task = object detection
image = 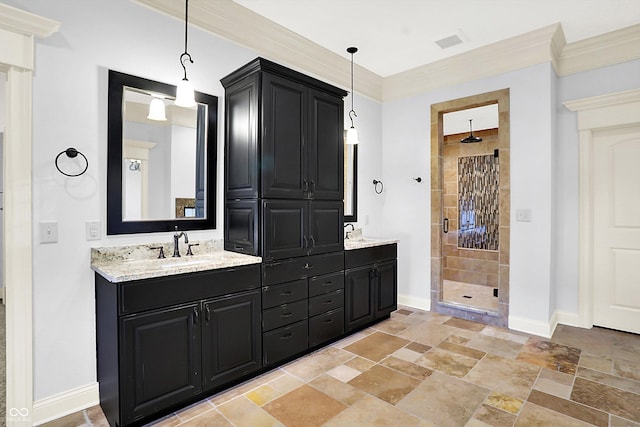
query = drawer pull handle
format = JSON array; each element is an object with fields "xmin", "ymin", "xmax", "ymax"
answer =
[
  {"xmin": 323, "ymin": 319, "xmax": 334, "ymax": 324},
  {"xmin": 281, "ymin": 312, "xmax": 293, "ymax": 318},
  {"xmin": 193, "ymin": 307, "xmax": 199, "ymax": 325},
  {"xmin": 205, "ymin": 305, "xmax": 211, "ymax": 322},
  {"xmin": 321, "ymin": 282, "xmax": 333, "ymax": 286},
  {"xmin": 280, "ymin": 333, "xmax": 293, "ymax": 340},
  {"xmin": 323, "ymin": 300, "xmax": 333, "ymax": 304},
  {"xmin": 280, "ymin": 291, "xmax": 293, "ymax": 296},
  {"xmin": 233, "ymin": 245, "xmax": 245, "ymax": 251},
  {"xmin": 304, "ymin": 263, "xmax": 313, "ymax": 269}
]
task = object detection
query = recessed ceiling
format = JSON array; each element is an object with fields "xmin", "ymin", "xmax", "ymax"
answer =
[{"xmin": 232, "ymin": 0, "xmax": 640, "ymax": 77}]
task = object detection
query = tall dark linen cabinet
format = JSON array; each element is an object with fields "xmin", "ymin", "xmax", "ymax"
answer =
[
  {"xmin": 222, "ymin": 58, "xmax": 349, "ymax": 367},
  {"xmin": 222, "ymin": 58, "xmax": 347, "ymax": 260}
]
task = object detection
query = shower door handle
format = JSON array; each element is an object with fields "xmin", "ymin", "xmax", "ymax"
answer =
[{"xmin": 443, "ymin": 218, "xmax": 449, "ymax": 234}]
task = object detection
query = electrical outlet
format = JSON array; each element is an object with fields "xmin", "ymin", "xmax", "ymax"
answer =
[
  {"xmin": 86, "ymin": 221, "xmax": 101, "ymax": 240},
  {"xmin": 40, "ymin": 221, "xmax": 58, "ymax": 243}
]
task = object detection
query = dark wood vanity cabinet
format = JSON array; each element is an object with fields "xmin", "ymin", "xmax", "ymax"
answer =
[
  {"xmin": 95, "ymin": 265, "xmax": 262, "ymax": 426},
  {"xmin": 222, "ymin": 58, "xmax": 346, "ymax": 259},
  {"xmin": 345, "ymin": 244, "xmax": 398, "ymax": 331},
  {"xmin": 261, "ymin": 252, "xmax": 345, "ymax": 366}
]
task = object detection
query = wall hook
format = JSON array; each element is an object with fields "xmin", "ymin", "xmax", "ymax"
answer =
[
  {"xmin": 414, "ymin": 177, "xmax": 422, "ymax": 183},
  {"xmin": 372, "ymin": 179, "xmax": 384, "ymax": 194},
  {"xmin": 55, "ymin": 147, "xmax": 88, "ymax": 177}
]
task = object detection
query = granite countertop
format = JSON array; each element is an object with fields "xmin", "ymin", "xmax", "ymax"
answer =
[
  {"xmin": 91, "ymin": 240, "xmax": 262, "ymax": 283},
  {"xmin": 343, "ymin": 237, "xmax": 399, "ymax": 251}
]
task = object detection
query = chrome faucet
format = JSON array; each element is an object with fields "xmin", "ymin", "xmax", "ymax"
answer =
[
  {"xmin": 173, "ymin": 226, "xmax": 189, "ymax": 257},
  {"xmin": 344, "ymin": 223, "xmax": 355, "ymax": 239}
]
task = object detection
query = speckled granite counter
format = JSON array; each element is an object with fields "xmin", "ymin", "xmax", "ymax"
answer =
[
  {"xmin": 343, "ymin": 237, "xmax": 399, "ymax": 250},
  {"xmin": 91, "ymin": 240, "xmax": 262, "ymax": 283}
]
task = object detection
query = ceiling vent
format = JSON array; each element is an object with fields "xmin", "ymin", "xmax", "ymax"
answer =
[{"xmin": 435, "ymin": 33, "xmax": 464, "ymax": 49}]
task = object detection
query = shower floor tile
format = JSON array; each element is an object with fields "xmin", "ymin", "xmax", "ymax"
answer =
[{"xmin": 442, "ymin": 279, "xmax": 498, "ymax": 312}]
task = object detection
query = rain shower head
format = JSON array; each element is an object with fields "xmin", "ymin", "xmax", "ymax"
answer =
[{"xmin": 461, "ymin": 119, "xmax": 483, "ymax": 143}]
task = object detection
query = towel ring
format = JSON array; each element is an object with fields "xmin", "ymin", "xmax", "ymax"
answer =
[
  {"xmin": 55, "ymin": 148, "xmax": 88, "ymax": 177},
  {"xmin": 372, "ymin": 179, "xmax": 384, "ymax": 194}
]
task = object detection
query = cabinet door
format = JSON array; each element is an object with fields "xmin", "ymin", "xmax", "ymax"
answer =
[
  {"xmin": 262, "ymin": 200, "xmax": 307, "ymax": 260},
  {"xmin": 345, "ymin": 266, "xmax": 375, "ymax": 331},
  {"xmin": 225, "ymin": 75, "xmax": 259, "ymax": 199},
  {"xmin": 224, "ymin": 199, "xmax": 258, "ymax": 255},
  {"xmin": 375, "ymin": 260, "xmax": 398, "ymax": 319},
  {"xmin": 307, "ymin": 89, "xmax": 344, "ymax": 200},
  {"xmin": 120, "ymin": 304, "xmax": 201, "ymax": 425},
  {"xmin": 202, "ymin": 290, "xmax": 262, "ymax": 391},
  {"xmin": 262, "ymin": 74, "xmax": 306, "ymax": 199},
  {"xmin": 308, "ymin": 201, "xmax": 343, "ymax": 256}
]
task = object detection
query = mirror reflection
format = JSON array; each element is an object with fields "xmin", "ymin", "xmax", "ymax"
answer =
[
  {"xmin": 107, "ymin": 70, "xmax": 217, "ymax": 235},
  {"xmin": 122, "ymin": 88, "xmax": 205, "ymax": 220},
  {"xmin": 344, "ymin": 144, "xmax": 358, "ymax": 222}
]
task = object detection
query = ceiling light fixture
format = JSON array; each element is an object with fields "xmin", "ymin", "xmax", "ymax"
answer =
[
  {"xmin": 147, "ymin": 98, "xmax": 167, "ymax": 121},
  {"xmin": 461, "ymin": 119, "xmax": 483, "ymax": 143},
  {"xmin": 175, "ymin": 0, "xmax": 196, "ymax": 108},
  {"xmin": 345, "ymin": 46, "xmax": 360, "ymax": 145}
]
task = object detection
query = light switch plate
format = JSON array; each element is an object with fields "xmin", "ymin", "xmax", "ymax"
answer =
[
  {"xmin": 515, "ymin": 209, "xmax": 532, "ymax": 222},
  {"xmin": 86, "ymin": 221, "xmax": 101, "ymax": 240},
  {"xmin": 40, "ymin": 221, "xmax": 58, "ymax": 243}
]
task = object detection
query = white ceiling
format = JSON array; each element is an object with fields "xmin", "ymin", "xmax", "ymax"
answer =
[{"xmin": 232, "ymin": 0, "xmax": 640, "ymax": 77}]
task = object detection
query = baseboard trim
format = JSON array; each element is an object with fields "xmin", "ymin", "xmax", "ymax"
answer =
[
  {"xmin": 32, "ymin": 382, "xmax": 99, "ymax": 426},
  {"xmin": 554, "ymin": 310, "xmax": 584, "ymax": 328},
  {"xmin": 398, "ymin": 294, "xmax": 430, "ymax": 312},
  {"xmin": 508, "ymin": 315, "xmax": 556, "ymax": 338}
]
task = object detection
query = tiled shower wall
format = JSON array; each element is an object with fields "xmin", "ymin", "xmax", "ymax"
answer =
[{"xmin": 443, "ymin": 129, "xmax": 499, "ymax": 288}]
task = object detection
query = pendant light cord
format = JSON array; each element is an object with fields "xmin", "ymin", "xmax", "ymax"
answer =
[
  {"xmin": 180, "ymin": 0, "xmax": 193, "ymax": 80},
  {"xmin": 347, "ymin": 47, "xmax": 358, "ymax": 126}
]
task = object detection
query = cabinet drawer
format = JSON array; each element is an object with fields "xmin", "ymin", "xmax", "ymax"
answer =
[
  {"xmin": 308, "ymin": 272, "xmax": 344, "ymax": 297},
  {"xmin": 309, "ymin": 308, "xmax": 344, "ymax": 348},
  {"xmin": 262, "ymin": 299, "xmax": 308, "ymax": 331},
  {"xmin": 262, "ymin": 279, "xmax": 308, "ymax": 309},
  {"xmin": 344, "ymin": 244, "xmax": 397, "ymax": 269},
  {"xmin": 119, "ymin": 265, "xmax": 261, "ymax": 315},
  {"xmin": 308, "ymin": 289, "xmax": 344, "ymax": 317},
  {"xmin": 263, "ymin": 320, "xmax": 308, "ymax": 366},
  {"xmin": 262, "ymin": 252, "xmax": 344, "ymax": 286}
]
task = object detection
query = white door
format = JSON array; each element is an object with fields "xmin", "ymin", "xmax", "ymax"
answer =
[{"xmin": 592, "ymin": 125, "xmax": 640, "ymax": 334}]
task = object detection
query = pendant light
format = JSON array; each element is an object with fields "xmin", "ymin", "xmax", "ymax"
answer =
[
  {"xmin": 461, "ymin": 119, "xmax": 483, "ymax": 143},
  {"xmin": 175, "ymin": 0, "xmax": 196, "ymax": 108},
  {"xmin": 345, "ymin": 46, "xmax": 360, "ymax": 145},
  {"xmin": 147, "ymin": 98, "xmax": 167, "ymax": 121}
]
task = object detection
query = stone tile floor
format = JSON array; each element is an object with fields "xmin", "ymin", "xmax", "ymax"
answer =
[{"xmin": 43, "ymin": 306, "xmax": 640, "ymax": 427}]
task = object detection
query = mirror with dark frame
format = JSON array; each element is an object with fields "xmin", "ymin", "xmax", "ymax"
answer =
[
  {"xmin": 344, "ymin": 144, "xmax": 358, "ymax": 222},
  {"xmin": 107, "ymin": 70, "xmax": 218, "ymax": 235}
]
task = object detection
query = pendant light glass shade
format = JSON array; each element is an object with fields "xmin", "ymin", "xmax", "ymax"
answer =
[
  {"xmin": 346, "ymin": 125, "xmax": 359, "ymax": 145},
  {"xmin": 147, "ymin": 98, "xmax": 167, "ymax": 121},
  {"xmin": 345, "ymin": 46, "xmax": 360, "ymax": 145},
  {"xmin": 175, "ymin": 78, "xmax": 196, "ymax": 108}
]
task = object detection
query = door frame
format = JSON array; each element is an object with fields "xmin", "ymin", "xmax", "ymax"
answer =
[
  {"xmin": 0, "ymin": 5, "xmax": 59, "ymax": 425},
  {"xmin": 565, "ymin": 88, "xmax": 640, "ymax": 329},
  {"xmin": 430, "ymin": 88, "xmax": 511, "ymax": 328}
]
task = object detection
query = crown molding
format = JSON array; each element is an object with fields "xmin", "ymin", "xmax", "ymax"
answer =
[
  {"xmin": 134, "ymin": 0, "xmax": 639, "ymax": 103},
  {"xmin": 558, "ymin": 24, "xmax": 640, "ymax": 76},
  {"xmin": 0, "ymin": 3, "xmax": 59, "ymax": 38},
  {"xmin": 383, "ymin": 24, "xmax": 562, "ymax": 102},
  {"xmin": 134, "ymin": 0, "xmax": 383, "ymax": 101}
]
